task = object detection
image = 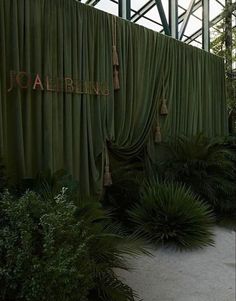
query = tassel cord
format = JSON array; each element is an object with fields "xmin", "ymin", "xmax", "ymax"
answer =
[
  {"xmin": 104, "ymin": 143, "xmax": 112, "ymax": 186},
  {"xmin": 160, "ymin": 76, "xmax": 168, "ymax": 115},
  {"xmin": 111, "ymin": 15, "xmax": 120, "ymax": 90}
]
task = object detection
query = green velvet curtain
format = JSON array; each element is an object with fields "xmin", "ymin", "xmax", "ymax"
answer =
[{"xmin": 0, "ymin": 0, "xmax": 228, "ymax": 195}]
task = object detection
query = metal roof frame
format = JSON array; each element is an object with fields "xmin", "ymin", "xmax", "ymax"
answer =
[{"xmin": 84, "ymin": 0, "xmax": 236, "ymax": 52}]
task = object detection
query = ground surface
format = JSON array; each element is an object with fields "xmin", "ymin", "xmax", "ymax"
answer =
[{"xmin": 119, "ymin": 227, "xmax": 235, "ymax": 301}]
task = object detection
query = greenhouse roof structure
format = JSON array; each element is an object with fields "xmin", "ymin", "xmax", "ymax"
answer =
[{"xmin": 78, "ymin": 0, "xmax": 236, "ymax": 52}]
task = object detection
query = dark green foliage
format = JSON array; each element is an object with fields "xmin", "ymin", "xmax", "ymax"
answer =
[
  {"xmin": 14, "ymin": 169, "xmax": 79, "ymax": 199},
  {"xmin": 0, "ymin": 158, "xmax": 7, "ymax": 192},
  {"xmin": 90, "ymin": 271, "xmax": 136, "ymax": 301},
  {"xmin": 213, "ymin": 137, "xmax": 236, "ymax": 222},
  {"xmin": 103, "ymin": 161, "xmax": 144, "ymax": 228},
  {"xmin": 129, "ymin": 180, "xmax": 215, "ymax": 250},
  {"xmin": 155, "ymin": 134, "xmax": 236, "ymax": 211},
  {"xmin": 35, "ymin": 169, "xmax": 79, "ymax": 198},
  {"xmin": 0, "ymin": 189, "xmax": 145, "ymax": 301},
  {"xmin": 0, "ymin": 189, "xmax": 92, "ymax": 301}
]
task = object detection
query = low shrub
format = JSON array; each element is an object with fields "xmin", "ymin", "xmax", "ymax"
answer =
[
  {"xmin": 0, "ymin": 188, "xmax": 145, "ymax": 301},
  {"xmin": 128, "ymin": 179, "xmax": 215, "ymax": 250}
]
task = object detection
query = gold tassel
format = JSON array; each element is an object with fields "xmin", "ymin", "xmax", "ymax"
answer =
[
  {"xmin": 154, "ymin": 125, "xmax": 162, "ymax": 143},
  {"xmin": 160, "ymin": 98, "xmax": 168, "ymax": 115},
  {"xmin": 112, "ymin": 45, "xmax": 119, "ymax": 66},
  {"xmin": 113, "ymin": 66, "xmax": 120, "ymax": 90},
  {"xmin": 104, "ymin": 144, "xmax": 112, "ymax": 186},
  {"xmin": 160, "ymin": 77, "xmax": 168, "ymax": 115}
]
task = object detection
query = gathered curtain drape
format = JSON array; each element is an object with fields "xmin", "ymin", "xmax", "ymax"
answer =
[{"xmin": 0, "ymin": 0, "xmax": 227, "ymax": 194}]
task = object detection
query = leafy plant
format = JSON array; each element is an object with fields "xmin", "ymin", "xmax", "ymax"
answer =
[
  {"xmin": 213, "ymin": 136, "xmax": 236, "ymax": 223},
  {"xmin": 129, "ymin": 179, "xmax": 215, "ymax": 250},
  {"xmin": 0, "ymin": 188, "xmax": 146, "ymax": 301},
  {"xmin": 210, "ymin": 4, "xmax": 236, "ymax": 111},
  {"xmin": 155, "ymin": 134, "xmax": 236, "ymax": 210},
  {"xmin": 14, "ymin": 169, "xmax": 79, "ymax": 199}
]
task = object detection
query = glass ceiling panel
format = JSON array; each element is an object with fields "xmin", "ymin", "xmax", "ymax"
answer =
[
  {"xmin": 95, "ymin": 0, "xmax": 118, "ymax": 16},
  {"xmin": 145, "ymin": 6, "xmax": 161, "ymax": 24},
  {"xmin": 178, "ymin": 0, "xmax": 192, "ymax": 9},
  {"xmin": 184, "ymin": 15, "xmax": 202, "ymax": 36},
  {"xmin": 162, "ymin": 0, "xmax": 169, "ymax": 20},
  {"xmin": 233, "ymin": 16, "xmax": 236, "ymax": 27},
  {"xmin": 190, "ymin": 40, "xmax": 201, "ymax": 48},
  {"xmin": 196, "ymin": 35, "xmax": 203, "ymax": 43},
  {"xmin": 136, "ymin": 17, "xmax": 163, "ymax": 32},
  {"xmin": 193, "ymin": 7, "xmax": 202, "ymax": 20},
  {"xmin": 131, "ymin": 0, "xmax": 149, "ymax": 11},
  {"xmin": 179, "ymin": 21, "xmax": 183, "ymax": 28},
  {"xmin": 178, "ymin": 7, "xmax": 186, "ymax": 15},
  {"xmin": 210, "ymin": 0, "xmax": 223, "ymax": 20}
]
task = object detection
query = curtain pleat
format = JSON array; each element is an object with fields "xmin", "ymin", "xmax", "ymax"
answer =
[{"xmin": 0, "ymin": 0, "xmax": 228, "ymax": 194}]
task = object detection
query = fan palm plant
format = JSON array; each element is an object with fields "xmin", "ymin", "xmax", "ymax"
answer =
[
  {"xmin": 75, "ymin": 196, "xmax": 149, "ymax": 301},
  {"xmin": 155, "ymin": 134, "xmax": 236, "ymax": 209},
  {"xmin": 129, "ymin": 179, "xmax": 215, "ymax": 250}
]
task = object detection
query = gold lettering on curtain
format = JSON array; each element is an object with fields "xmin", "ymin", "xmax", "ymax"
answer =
[{"xmin": 7, "ymin": 71, "xmax": 110, "ymax": 96}]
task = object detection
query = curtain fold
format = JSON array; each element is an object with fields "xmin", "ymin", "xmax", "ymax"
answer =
[{"xmin": 0, "ymin": 0, "xmax": 228, "ymax": 194}]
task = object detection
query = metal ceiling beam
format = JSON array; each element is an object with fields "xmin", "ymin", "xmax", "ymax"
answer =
[
  {"xmin": 132, "ymin": 0, "xmax": 202, "ymax": 26},
  {"xmin": 118, "ymin": 0, "xmax": 131, "ymax": 20},
  {"xmin": 131, "ymin": 0, "xmax": 173, "ymax": 35},
  {"xmin": 216, "ymin": 0, "xmax": 224, "ymax": 7},
  {"xmin": 160, "ymin": 0, "xmax": 202, "ymax": 34},
  {"xmin": 85, "ymin": 0, "xmax": 100, "ymax": 6},
  {"xmin": 183, "ymin": 33, "xmax": 202, "ymax": 45},
  {"xmin": 178, "ymin": 0, "xmax": 202, "ymax": 23},
  {"xmin": 131, "ymin": 0, "xmax": 156, "ymax": 23},
  {"xmin": 110, "ymin": 0, "xmax": 163, "ymax": 27},
  {"xmin": 178, "ymin": 4, "xmax": 201, "ymax": 21},
  {"xmin": 131, "ymin": 0, "xmax": 202, "ymax": 39},
  {"xmin": 203, "ymin": 0, "xmax": 210, "ymax": 51},
  {"xmin": 155, "ymin": 0, "xmax": 170, "ymax": 35},
  {"xmin": 184, "ymin": 14, "xmax": 224, "ymax": 44},
  {"xmin": 179, "ymin": 0, "xmax": 196, "ymax": 40},
  {"xmin": 84, "ymin": 0, "xmax": 234, "ymax": 52},
  {"xmin": 169, "ymin": 0, "xmax": 178, "ymax": 38}
]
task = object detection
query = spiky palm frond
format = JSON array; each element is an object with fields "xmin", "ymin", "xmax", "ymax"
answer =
[
  {"xmin": 129, "ymin": 180, "xmax": 215, "ymax": 250},
  {"xmin": 73, "ymin": 193, "xmax": 149, "ymax": 301},
  {"xmin": 89, "ymin": 271, "xmax": 137, "ymax": 301},
  {"xmin": 156, "ymin": 134, "xmax": 236, "ymax": 208},
  {"xmin": 35, "ymin": 169, "xmax": 79, "ymax": 200}
]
